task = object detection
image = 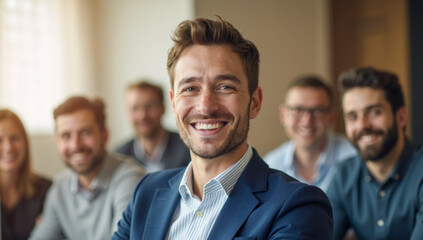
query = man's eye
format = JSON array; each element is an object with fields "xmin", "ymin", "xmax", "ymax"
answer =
[
  {"xmin": 345, "ymin": 113, "xmax": 357, "ymax": 122},
  {"xmin": 220, "ymin": 85, "xmax": 233, "ymax": 90},
  {"xmin": 368, "ymin": 109, "xmax": 381, "ymax": 117},
  {"xmin": 293, "ymin": 107, "xmax": 304, "ymax": 114},
  {"xmin": 183, "ymin": 87, "xmax": 195, "ymax": 92},
  {"xmin": 313, "ymin": 108, "xmax": 324, "ymax": 115},
  {"xmin": 61, "ymin": 133, "xmax": 70, "ymax": 140},
  {"xmin": 80, "ymin": 129, "xmax": 92, "ymax": 137}
]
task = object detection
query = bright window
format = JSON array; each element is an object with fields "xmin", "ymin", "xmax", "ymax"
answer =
[{"xmin": 0, "ymin": 0, "xmax": 65, "ymax": 133}]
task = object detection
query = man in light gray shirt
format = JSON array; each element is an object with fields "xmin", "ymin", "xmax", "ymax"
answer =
[{"xmin": 30, "ymin": 96, "xmax": 146, "ymax": 240}]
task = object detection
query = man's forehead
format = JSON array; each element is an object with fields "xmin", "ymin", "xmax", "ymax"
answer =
[
  {"xmin": 285, "ymin": 87, "xmax": 330, "ymax": 105},
  {"xmin": 342, "ymin": 87, "xmax": 387, "ymax": 112},
  {"xmin": 56, "ymin": 109, "xmax": 97, "ymax": 128},
  {"xmin": 174, "ymin": 45, "xmax": 245, "ymax": 83},
  {"xmin": 127, "ymin": 88, "xmax": 160, "ymax": 101}
]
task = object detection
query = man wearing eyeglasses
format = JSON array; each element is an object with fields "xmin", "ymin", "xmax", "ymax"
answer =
[{"xmin": 264, "ymin": 76, "xmax": 356, "ymax": 191}]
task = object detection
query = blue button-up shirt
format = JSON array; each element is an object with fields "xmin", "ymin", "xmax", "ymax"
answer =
[
  {"xmin": 327, "ymin": 139, "xmax": 423, "ymax": 240},
  {"xmin": 265, "ymin": 132, "xmax": 357, "ymax": 192}
]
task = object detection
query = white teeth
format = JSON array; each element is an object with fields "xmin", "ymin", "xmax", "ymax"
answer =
[
  {"xmin": 195, "ymin": 122, "xmax": 223, "ymax": 130},
  {"xmin": 298, "ymin": 128, "xmax": 313, "ymax": 136},
  {"xmin": 361, "ymin": 135, "xmax": 375, "ymax": 142},
  {"xmin": 71, "ymin": 153, "xmax": 85, "ymax": 161}
]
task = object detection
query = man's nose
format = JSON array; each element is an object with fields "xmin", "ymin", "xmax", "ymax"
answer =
[
  {"xmin": 69, "ymin": 135, "xmax": 82, "ymax": 151},
  {"xmin": 197, "ymin": 89, "xmax": 219, "ymax": 114},
  {"xmin": 299, "ymin": 109, "xmax": 313, "ymax": 123},
  {"xmin": 356, "ymin": 114, "xmax": 372, "ymax": 130}
]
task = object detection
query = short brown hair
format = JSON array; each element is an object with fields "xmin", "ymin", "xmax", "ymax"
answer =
[
  {"xmin": 0, "ymin": 109, "xmax": 39, "ymax": 198},
  {"xmin": 167, "ymin": 16, "xmax": 260, "ymax": 96},
  {"xmin": 287, "ymin": 75, "xmax": 334, "ymax": 107},
  {"xmin": 53, "ymin": 96, "xmax": 106, "ymax": 130},
  {"xmin": 127, "ymin": 80, "xmax": 164, "ymax": 104}
]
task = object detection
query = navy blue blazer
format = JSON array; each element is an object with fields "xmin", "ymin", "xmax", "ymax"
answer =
[
  {"xmin": 112, "ymin": 149, "xmax": 333, "ymax": 240},
  {"xmin": 115, "ymin": 131, "xmax": 190, "ymax": 169}
]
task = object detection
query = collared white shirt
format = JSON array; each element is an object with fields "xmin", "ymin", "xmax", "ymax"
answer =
[{"xmin": 166, "ymin": 146, "xmax": 253, "ymax": 240}]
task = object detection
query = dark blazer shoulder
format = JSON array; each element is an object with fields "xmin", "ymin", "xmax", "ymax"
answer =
[
  {"xmin": 115, "ymin": 138, "xmax": 136, "ymax": 155},
  {"xmin": 162, "ymin": 131, "xmax": 190, "ymax": 168}
]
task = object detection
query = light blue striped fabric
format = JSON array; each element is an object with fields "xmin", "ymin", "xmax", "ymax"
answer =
[{"xmin": 166, "ymin": 146, "xmax": 253, "ymax": 240}]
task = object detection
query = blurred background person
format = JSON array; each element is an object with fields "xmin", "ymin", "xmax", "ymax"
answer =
[
  {"xmin": 264, "ymin": 76, "xmax": 356, "ymax": 191},
  {"xmin": 0, "ymin": 109, "xmax": 51, "ymax": 240},
  {"xmin": 328, "ymin": 67, "xmax": 423, "ymax": 240},
  {"xmin": 116, "ymin": 81, "xmax": 190, "ymax": 172},
  {"xmin": 30, "ymin": 97, "xmax": 145, "ymax": 240}
]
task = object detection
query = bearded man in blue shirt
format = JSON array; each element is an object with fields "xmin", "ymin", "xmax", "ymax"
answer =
[
  {"xmin": 327, "ymin": 67, "xmax": 423, "ymax": 240},
  {"xmin": 112, "ymin": 16, "xmax": 333, "ymax": 240}
]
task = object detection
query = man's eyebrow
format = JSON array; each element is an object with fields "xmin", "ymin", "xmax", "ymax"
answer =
[
  {"xmin": 344, "ymin": 103, "xmax": 384, "ymax": 116},
  {"xmin": 215, "ymin": 74, "xmax": 241, "ymax": 83},
  {"xmin": 176, "ymin": 77, "xmax": 200, "ymax": 88},
  {"xmin": 364, "ymin": 103, "xmax": 384, "ymax": 111}
]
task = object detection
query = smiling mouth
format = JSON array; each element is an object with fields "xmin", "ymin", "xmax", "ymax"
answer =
[
  {"xmin": 193, "ymin": 122, "xmax": 226, "ymax": 130},
  {"xmin": 359, "ymin": 134, "xmax": 378, "ymax": 143},
  {"xmin": 68, "ymin": 152, "xmax": 90, "ymax": 164},
  {"xmin": 298, "ymin": 128, "xmax": 315, "ymax": 136}
]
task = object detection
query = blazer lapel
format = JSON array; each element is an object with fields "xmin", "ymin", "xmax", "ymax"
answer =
[
  {"xmin": 143, "ymin": 172, "xmax": 182, "ymax": 239},
  {"xmin": 207, "ymin": 150, "xmax": 268, "ymax": 239}
]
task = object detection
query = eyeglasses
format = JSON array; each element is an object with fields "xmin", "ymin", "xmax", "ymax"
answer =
[{"xmin": 285, "ymin": 105, "xmax": 330, "ymax": 119}]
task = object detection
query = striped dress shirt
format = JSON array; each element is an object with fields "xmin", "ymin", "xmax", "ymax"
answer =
[{"xmin": 166, "ymin": 146, "xmax": 253, "ymax": 240}]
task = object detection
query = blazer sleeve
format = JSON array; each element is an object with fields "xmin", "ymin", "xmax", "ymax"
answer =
[{"xmin": 270, "ymin": 184, "xmax": 334, "ymax": 240}]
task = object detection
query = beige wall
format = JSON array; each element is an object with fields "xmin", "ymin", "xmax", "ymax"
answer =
[
  {"xmin": 32, "ymin": 0, "xmax": 194, "ymax": 178},
  {"xmin": 196, "ymin": 0, "xmax": 331, "ymax": 156},
  {"xmin": 31, "ymin": 0, "xmax": 330, "ymax": 178}
]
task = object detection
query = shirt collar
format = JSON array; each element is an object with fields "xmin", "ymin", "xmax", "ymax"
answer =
[
  {"xmin": 363, "ymin": 138, "xmax": 413, "ymax": 184},
  {"xmin": 178, "ymin": 145, "xmax": 253, "ymax": 200},
  {"xmin": 290, "ymin": 132, "xmax": 333, "ymax": 172},
  {"xmin": 134, "ymin": 130, "xmax": 169, "ymax": 163},
  {"xmin": 69, "ymin": 153, "xmax": 114, "ymax": 199}
]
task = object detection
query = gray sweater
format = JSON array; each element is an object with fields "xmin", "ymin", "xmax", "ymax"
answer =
[{"xmin": 29, "ymin": 154, "xmax": 146, "ymax": 240}]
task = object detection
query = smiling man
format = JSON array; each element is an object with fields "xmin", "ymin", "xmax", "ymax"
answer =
[
  {"xmin": 116, "ymin": 81, "xmax": 190, "ymax": 172},
  {"xmin": 29, "ymin": 97, "xmax": 146, "ymax": 240},
  {"xmin": 265, "ymin": 76, "xmax": 356, "ymax": 191},
  {"xmin": 112, "ymin": 17, "xmax": 332, "ymax": 240},
  {"xmin": 327, "ymin": 67, "xmax": 423, "ymax": 240}
]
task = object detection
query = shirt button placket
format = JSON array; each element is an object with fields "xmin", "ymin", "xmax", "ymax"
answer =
[
  {"xmin": 196, "ymin": 210, "xmax": 203, "ymax": 218},
  {"xmin": 375, "ymin": 187, "xmax": 388, "ymax": 239}
]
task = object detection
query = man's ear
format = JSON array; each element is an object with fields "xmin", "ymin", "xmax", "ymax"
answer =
[
  {"xmin": 396, "ymin": 106, "xmax": 407, "ymax": 130},
  {"xmin": 169, "ymin": 89, "xmax": 175, "ymax": 113},
  {"xmin": 102, "ymin": 129, "xmax": 109, "ymax": 144},
  {"xmin": 249, "ymin": 87, "xmax": 263, "ymax": 119},
  {"xmin": 279, "ymin": 105, "xmax": 286, "ymax": 126}
]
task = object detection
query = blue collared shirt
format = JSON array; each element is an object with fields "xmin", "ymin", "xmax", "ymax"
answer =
[
  {"xmin": 166, "ymin": 146, "xmax": 253, "ymax": 240},
  {"xmin": 264, "ymin": 132, "xmax": 357, "ymax": 191},
  {"xmin": 327, "ymin": 139, "xmax": 423, "ymax": 240}
]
